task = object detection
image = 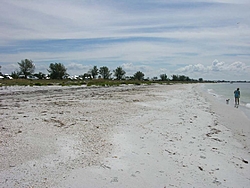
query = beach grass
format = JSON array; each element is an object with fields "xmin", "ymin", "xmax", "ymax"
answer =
[
  {"xmin": 0, "ymin": 79, "xmax": 186, "ymax": 87},
  {"xmin": 0, "ymin": 79, "xmax": 86, "ymax": 87}
]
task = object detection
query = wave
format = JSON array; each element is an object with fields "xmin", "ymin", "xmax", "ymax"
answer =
[{"xmin": 207, "ymin": 89, "xmax": 223, "ymax": 99}]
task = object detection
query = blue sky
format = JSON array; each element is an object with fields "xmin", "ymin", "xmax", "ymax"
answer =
[{"xmin": 0, "ymin": 0, "xmax": 250, "ymax": 80}]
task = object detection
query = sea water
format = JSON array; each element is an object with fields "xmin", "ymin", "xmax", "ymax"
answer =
[{"xmin": 203, "ymin": 83, "xmax": 250, "ymax": 118}]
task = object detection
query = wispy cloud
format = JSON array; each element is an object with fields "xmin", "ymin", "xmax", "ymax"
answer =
[{"xmin": 0, "ymin": 0, "xmax": 249, "ymax": 80}]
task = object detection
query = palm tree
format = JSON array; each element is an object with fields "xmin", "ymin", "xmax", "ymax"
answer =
[
  {"xmin": 17, "ymin": 59, "xmax": 35, "ymax": 78},
  {"xmin": 134, "ymin": 71, "xmax": 144, "ymax": 81},
  {"xmin": 160, "ymin": 74, "xmax": 168, "ymax": 81},
  {"xmin": 47, "ymin": 63, "xmax": 67, "ymax": 79},
  {"xmin": 90, "ymin": 66, "xmax": 98, "ymax": 79},
  {"xmin": 113, "ymin": 66, "xmax": 126, "ymax": 80},
  {"xmin": 99, "ymin": 66, "xmax": 112, "ymax": 79}
]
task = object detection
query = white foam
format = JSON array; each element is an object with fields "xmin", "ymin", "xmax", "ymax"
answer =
[{"xmin": 207, "ymin": 88, "xmax": 221, "ymax": 98}]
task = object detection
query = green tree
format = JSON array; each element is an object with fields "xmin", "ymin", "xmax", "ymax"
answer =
[
  {"xmin": 90, "ymin": 66, "xmax": 98, "ymax": 79},
  {"xmin": 0, "ymin": 66, "xmax": 2, "ymax": 76},
  {"xmin": 152, "ymin": 77, "xmax": 158, "ymax": 81},
  {"xmin": 47, "ymin": 63, "xmax": 67, "ymax": 79},
  {"xmin": 11, "ymin": 71, "xmax": 19, "ymax": 79},
  {"xmin": 34, "ymin": 72, "xmax": 46, "ymax": 79},
  {"xmin": 18, "ymin": 59, "xmax": 35, "ymax": 78},
  {"xmin": 172, "ymin": 74, "xmax": 190, "ymax": 81},
  {"xmin": 83, "ymin": 73, "xmax": 92, "ymax": 79},
  {"xmin": 179, "ymin": 75, "xmax": 186, "ymax": 81},
  {"xmin": 134, "ymin": 71, "xmax": 144, "ymax": 81},
  {"xmin": 171, "ymin": 74, "xmax": 179, "ymax": 81},
  {"xmin": 160, "ymin": 74, "xmax": 168, "ymax": 81},
  {"xmin": 99, "ymin": 66, "xmax": 112, "ymax": 79},
  {"xmin": 113, "ymin": 66, "xmax": 126, "ymax": 80}
]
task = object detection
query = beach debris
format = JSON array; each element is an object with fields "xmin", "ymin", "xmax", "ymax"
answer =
[
  {"xmin": 44, "ymin": 118, "xmax": 66, "ymax": 127},
  {"xmin": 214, "ymin": 120, "xmax": 218, "ymax": 126},
  {"xmin": 211, "ymin": 138, "xmax": 222, "ymax": 142},
  {"xmin": 133, "ymin": 99, "xmax": 140, "ymax": 102},
  {"xmin": 239, "ymin": 133, "xmax": 246, "ymax": 137},
  {"xmin": 165, "ymin": 149, "xmax": 176, "ymax": 155},
  {"xmin": 198, "ymin": 166, "xmax": 204, "ymax": 171},
  {"xmin": 213, "ymin": 178, "xmax": 221, "ymax": 185},
  {"xmin": 131, "ymin": 170, "xmax": 141, "ymax": 177},
  {"xmin": 111, "ymin": 177, "xmax": 118, "ymax": 183},
  {"xmin": 242, "ymin": 159, "xmax": 248, "ymax": 164},
  {"xmin": 189, "ymin": 118, "xmax": 193, "ymax": 123},
  {"xmin": 233, "ymin": 156, "xmax": 248, "ymax": 164},
  {"xmin": 206, "ymin": 128, "xmax": 221, "ymax": 137},
  {"xmin": 100, "ymin": 163, "xmax": 111, "ymax": 169},
  {"xmin": 211, "ymin": 128, "xmax": 221, "ymax": 134}
]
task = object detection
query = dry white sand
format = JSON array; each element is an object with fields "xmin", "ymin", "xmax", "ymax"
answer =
[{"xmin": 0, "ymin": 84, "xmax": 249, "ymax": 188}]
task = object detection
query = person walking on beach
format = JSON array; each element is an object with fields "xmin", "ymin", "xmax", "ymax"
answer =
[{"xmin": 234, "ymin": 88, "xmax": 240, "ymax": 107}]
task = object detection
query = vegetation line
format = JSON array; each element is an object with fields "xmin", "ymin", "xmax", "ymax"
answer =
[{"xmin": 1, "ymin": 59, "xmax": 208, "ymax": 87}]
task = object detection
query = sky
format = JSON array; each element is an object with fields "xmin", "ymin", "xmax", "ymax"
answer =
[{"xmin": 0, "ymin": 0, "xmax": 250, "ymax": 81}]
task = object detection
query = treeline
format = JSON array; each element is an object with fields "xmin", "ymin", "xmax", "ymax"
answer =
[{"xmin": 0, "ymin": 59, "xmax": 204, "ymax": 82}]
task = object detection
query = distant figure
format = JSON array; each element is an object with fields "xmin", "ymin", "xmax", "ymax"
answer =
[
  {"xmin": 226, "ymin": 99, "xmax": 230, "ymax": 104},
  {"xmin": 234, "ymin": 88, "xmax": 240, "ymax": 107}
]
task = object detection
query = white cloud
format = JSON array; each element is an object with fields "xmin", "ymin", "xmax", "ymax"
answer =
[
  {"xmin": 0, "ymin": 0, "xmax": 250, "ymax": 80},
  {"xmin": 177, "ymin": 63, "xmax": 208, "ymax": 73},
  {"xmin": 66, "ymin": 62, "xmax": 91, "ymax": 75},
  {"xmin": 121, "ymin": 63, "xmax": 152, "ymax": 77},
  {"xmin": 209, "ymin": 59, "xmax": 226, "ymax": 71},
  {"xmin": 225, "ymin": 61, "xmax": 250, "ymax": 72},
  {"xmin": 206, "ymin": 59, "xmax": 250, "ymax": 72},
  {"xmin": 176, "ymin": 59, "xmax": 250, "ymax": 80}
]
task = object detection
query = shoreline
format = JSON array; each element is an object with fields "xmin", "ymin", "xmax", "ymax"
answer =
[
  {"xmin": 199, "ymin": 84, "xmax": 250, "ymax": 151},
  {"xmin": 1, "ymin": 84, "xmax": 250, "ymax": 187},
  {"xmin": 202, "ymin": 83, "xmax": 250, "ymax": 120}
]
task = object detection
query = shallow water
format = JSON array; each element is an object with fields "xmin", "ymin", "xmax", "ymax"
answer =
[{"xmin": 203, "ymin": 82, "xmax": 250, "ymax": 119}]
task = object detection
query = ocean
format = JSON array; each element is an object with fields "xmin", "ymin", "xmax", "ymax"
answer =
[{"xmin": 202, "ymin": 82, "xmax": 250, "ymax": 118}]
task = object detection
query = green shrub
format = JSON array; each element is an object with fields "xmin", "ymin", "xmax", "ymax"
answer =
[{"xmin": 34, "ymin": 82, "xmax": 42, "ymax": 86}]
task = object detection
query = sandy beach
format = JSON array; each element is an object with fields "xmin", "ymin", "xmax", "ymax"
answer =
[{"xmin": 0, "ymin": 84, "xmax": 249, "ymax": 188}]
